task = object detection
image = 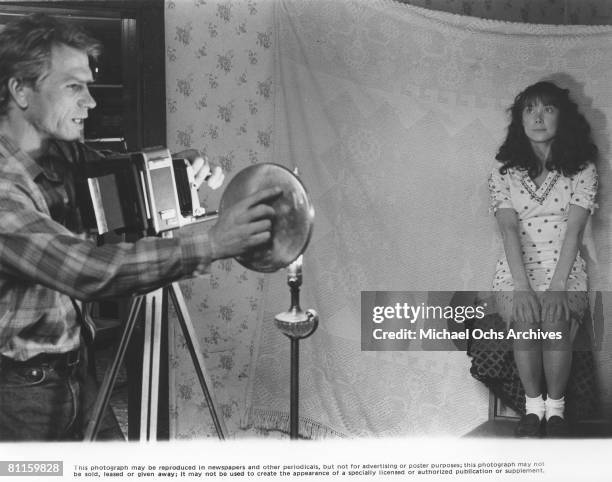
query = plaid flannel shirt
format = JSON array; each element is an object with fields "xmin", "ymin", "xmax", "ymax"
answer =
[{"xmin": 0, "ymin": 135, "xmax": 213, "ymax": 361}]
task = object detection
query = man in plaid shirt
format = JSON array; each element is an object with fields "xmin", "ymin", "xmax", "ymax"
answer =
[{"xmin": 0, "ymin": 14, "xmax": 278, "ymax": 440}]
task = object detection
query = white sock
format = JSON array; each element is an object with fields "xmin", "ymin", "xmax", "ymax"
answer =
[
  {"xmin": 525, "ymin": 394, "xmax": 545, "ymax": 420},
  {"xmin": 545, "ymin": 395, "xmax": 565, "ymax": 420}
]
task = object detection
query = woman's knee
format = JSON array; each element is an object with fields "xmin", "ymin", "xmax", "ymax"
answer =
[{"xmin": 540, "ymin": 319, "xmax": 572, "ymax": 351}]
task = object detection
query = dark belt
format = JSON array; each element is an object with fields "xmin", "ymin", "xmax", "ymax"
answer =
[{"xmin": 0, "ymin": 349, "xmax": 81, "ymax": 372}]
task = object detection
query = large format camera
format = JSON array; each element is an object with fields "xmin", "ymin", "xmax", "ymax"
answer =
[
  {"xmin": 75, "ymin": 147, "xmax": 207, "ymax": 235},
  {"xmin": 74, "ymin": 146, "xmax": 315, "ymax": 273}
]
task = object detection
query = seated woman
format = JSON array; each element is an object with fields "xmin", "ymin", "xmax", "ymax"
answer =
[{"xmin": 488, "ymin": 81, "xmax": 598, "ymax": 437}]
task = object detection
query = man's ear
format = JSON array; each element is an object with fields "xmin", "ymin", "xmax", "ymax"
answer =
[{"xmin": 7, "ymin": 77, "xmax": 30, "ymax": 109}]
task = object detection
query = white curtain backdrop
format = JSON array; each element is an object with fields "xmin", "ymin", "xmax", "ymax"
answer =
[{"xmin": 242, "ymin": 0, "xmax": 612, "ymax": 437}]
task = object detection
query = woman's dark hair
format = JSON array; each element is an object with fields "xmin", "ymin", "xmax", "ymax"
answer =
[
  {"xmin": 496, "ymin": 81, "xmax": 597, "ymax": 178},
  {"xmin": 0, "ymin": 13, "xmax": 101, "ymax": 116}
]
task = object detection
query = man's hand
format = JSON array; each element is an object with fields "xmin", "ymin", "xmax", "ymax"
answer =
[
  {"xmin": 208, "ymin": 187, "xmax": 282, "ymax": 260},
  {"xmin": 173, "ymin": 149, "xmax": 224, "ymax": 190}
]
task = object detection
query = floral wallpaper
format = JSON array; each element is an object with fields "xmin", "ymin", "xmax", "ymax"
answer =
[{"xmin": 164, "ymin": 0, "xmax": 275, "ymax": 439}]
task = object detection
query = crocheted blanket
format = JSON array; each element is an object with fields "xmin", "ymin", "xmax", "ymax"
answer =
[{"xmin": 242, "ymin": 0, "xmax": 612, "ymax": 437}]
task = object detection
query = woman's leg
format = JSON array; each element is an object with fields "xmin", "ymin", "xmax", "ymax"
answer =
[
  {"xmin": 496, "ymin": 291, "xmax": 545, "ymax": 396},
  {"xmin": 496, "ymin": 291, "xmax": 545, "ymax": 435},
  {"xmin": 542, "ymin": 290, "xmax": 586, "ymax": 404},
  {"xmin": 539, "ymin": 320, "xmax": 572, "ymax": 436},
  {"xmin": 541, "ymin": 322, "xmax": 572, "ymax": 400},
  {"xmin": 538, "ymin": 291, "xmax": 587, "ymax": 436},
  {"xmin": 513, "ymin": 321, "xmax": 544, "ymax": 397},
  {"xmin": 512, "ymin": 321, "xmax": 546, "ymax": 436}
]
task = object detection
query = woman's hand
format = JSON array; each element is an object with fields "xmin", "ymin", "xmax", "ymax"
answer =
[
  {"xmin": 512, "ymin": 288, "xmax": 540, "ymax": 324},
  {"xmin": 540, "ymin": 290, "xmax": 570, "ymax": 324}
]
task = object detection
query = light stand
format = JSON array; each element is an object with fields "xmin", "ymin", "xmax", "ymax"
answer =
[
  {"xmin": 274, "ymin": 255, "xmax": 318, "ymax": 439},
  {"xmin": 84, "ymin": 232, "xmax": 227, "ymax": 441}
]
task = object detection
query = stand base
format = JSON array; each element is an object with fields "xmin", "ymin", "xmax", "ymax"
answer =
[{"xmin": 275, "ymin": 307, "xmax": 319, "ymax": 440}]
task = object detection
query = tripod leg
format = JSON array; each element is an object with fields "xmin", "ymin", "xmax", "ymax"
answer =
[
  {"xmin": 140, "ymin": 288, "xmax": 164, "ymax": 441},
  {"xmin": 84, "ymin": 295, "xmax": 144, "ymax": 441},
  {"xmin": 168, "ymin": 282, "xmax": 228, "ymax": 439}
]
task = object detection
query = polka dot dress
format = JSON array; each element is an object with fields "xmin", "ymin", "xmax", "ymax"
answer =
[{"xmin": 488, "ymin": 163, "xmax": 598, "ymax": 323}]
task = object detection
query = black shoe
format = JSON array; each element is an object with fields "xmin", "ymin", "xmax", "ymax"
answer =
[
  {"xmin": 515, "ymin": 413, "xmax": 542, "ymax": 437},
  {"xmin": 545, "ymin": 416, "xmax": 570, "ymax": 438}
]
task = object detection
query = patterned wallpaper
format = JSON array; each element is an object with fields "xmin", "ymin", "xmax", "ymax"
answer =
[
  {"xmin": 401, "ymin": 0, "xmax": 612, "ymax": 24},
  {"xmin": 164, "ymin": 0, "xmax": 275, "ymax": 438}
]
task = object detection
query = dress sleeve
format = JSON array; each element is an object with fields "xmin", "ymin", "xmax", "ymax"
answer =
[
  {"xmin": 488, "ymin": 167, "xmax": 513, "ymax": 214},
  {"xmin": 570, "ymin": 163, "xmax": 598, "ymax": 214}
]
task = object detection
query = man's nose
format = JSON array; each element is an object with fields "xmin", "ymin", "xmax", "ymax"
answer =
[{"xmin": 78, "ymin": 88, "xmax": 96, "ymax": 109}]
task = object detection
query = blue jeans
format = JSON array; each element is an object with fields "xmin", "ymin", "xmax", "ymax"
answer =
[{"xmin": 0, "ymin": 349, "xmax": 122, "ymax": 441}]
